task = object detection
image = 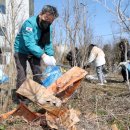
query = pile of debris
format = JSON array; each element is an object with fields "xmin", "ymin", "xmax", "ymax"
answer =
[{"xmin": 0, "ymin": 66, "xmax": 87, "ymax": 130}]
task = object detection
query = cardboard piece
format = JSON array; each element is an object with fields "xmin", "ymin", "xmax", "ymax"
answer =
[
  {"xmin": 0, "ymin": 109, "xmax": 17, "ymax": 121},
  {"xmin": 12, "ymin": 103, "xmax": 39, "ymax": 122},
  {"xmin": 16, "ymin": 67, "xmax": 87, "ymax": 116},
  {"xmin": 16, "ymin": 79, "xmax": 63, "ymax": 116},
  {"xmin": 47, "ymin": 66, "xmax": 87, "ymax": 95},
  {"xmin": 0, "ymin": 103, "xmax": 40, "ymax": 122}
]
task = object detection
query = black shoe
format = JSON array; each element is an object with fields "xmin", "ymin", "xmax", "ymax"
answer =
[
  {"xmin": 122, "ymin": 80, "xmax": 127, "ymax": 83},
  {"xmin": 12, "ymin": 98, "xmax": 20, "ymax": 104},
  {"xmin": 19, "ymin": 98, "xmax": 30, "ymax": 106},
  {"xmin": 13, "ymin": 93, "xmax": 30, "ymax": 105}
]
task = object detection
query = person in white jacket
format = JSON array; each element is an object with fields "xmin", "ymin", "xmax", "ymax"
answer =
[{"xmin": 87, "ymin": 44, "xmax": 106, "ymax": 85}]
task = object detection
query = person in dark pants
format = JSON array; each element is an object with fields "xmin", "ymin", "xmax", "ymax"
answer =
[
  {"xmin": 66, "ymin": 47, "xmax": 81, "ymax": 67},
  {"xmin": 119, "ymin": 39, "xmax": 130, "ymax": 82},
  {"xmin": 14, "ymin": 5, "xmax": 59, "ymax": 103}
]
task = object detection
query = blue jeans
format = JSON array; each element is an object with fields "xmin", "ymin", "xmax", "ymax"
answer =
[{"xmin": 96, "ymin": 65, "xmax": 105, "ymax": 84}]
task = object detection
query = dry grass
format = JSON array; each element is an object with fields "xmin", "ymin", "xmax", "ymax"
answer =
[
  {"xmin": 0, "ymin": 72, "xmax": 130, "ymax": 129},
  {"xmin": 67, "ymin": 73, "xmax": 130, "ymax": 130}
]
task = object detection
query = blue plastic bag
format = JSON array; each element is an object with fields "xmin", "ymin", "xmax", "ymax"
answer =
[
  {"xmin": 126, "ymin": 63, "xmax": 130, "ymax": 71},
  {"xmin": 122, "ymin": 62, "xmax": 130, "ymax": 71},
  {"xmin": 0, "ymin": 69, "xmax": 9, "ymax": 84},
  {"xmin": 42, "ymin": 66, "xmax": 62, "ymax": 88}
]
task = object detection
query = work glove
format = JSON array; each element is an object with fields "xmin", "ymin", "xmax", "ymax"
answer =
[
  {"xmin": 42, "ymin": 54, "xmax": 56, "ymax": 66},
  {"xmin": 119, "ymin": 62, "xmax": 127, "ymax": 66}
]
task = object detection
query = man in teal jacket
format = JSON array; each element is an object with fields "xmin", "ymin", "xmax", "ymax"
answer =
[{"xmin": 14, "ymin": 5, "xmax": 59, "ymax": 102}]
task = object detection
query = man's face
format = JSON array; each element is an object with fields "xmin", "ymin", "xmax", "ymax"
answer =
[
  {"xmin": 38, "ymin": 12, "xmax": 55, "ymax": 30},
  {"xmin": 39, "ymin": 12, "xmax": 55, "ymax": 23},
  {"xmin": 40, "ymin": 12, "xmax": 55, "ymax": 23}
]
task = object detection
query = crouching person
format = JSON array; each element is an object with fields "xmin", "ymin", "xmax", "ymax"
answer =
[
  {"xmin": 87, "ymin": 44, "xmax": 107, "ymax": 85},
  {"xmin": 14, "ymin": 5, "xmax": 59, "ymax": 103},
  {"xmin": 118, "ymin": 61, "xmax": 130, "ymax": 82},
  {"xmin": 66, "ymin": 47, "xmax": 81, "ymax": 67},
  {"xmin": 118, "ymin": 39, "xmax": 130, "ymax": 82}
]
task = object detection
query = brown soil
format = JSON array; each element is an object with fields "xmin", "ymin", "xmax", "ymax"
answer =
[{"xmin": 0, "ymin": 73, "xmax": 130, "ymax": 130}]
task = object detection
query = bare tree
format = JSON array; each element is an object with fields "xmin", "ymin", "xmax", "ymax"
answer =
[
  {"xmin": 54, "ymin": 0, "xmax": 94, "ymax": 67},
  {"xmin": 94, "ymin": 0, "xmax": 130, "ymax": 35},
  {"xmin": 0, "ymin": 0, "xmax": 29, "ymax": 111},
  {"xmin": 94, "ymin": 0, "xmax": 130, "ymax": 87}
]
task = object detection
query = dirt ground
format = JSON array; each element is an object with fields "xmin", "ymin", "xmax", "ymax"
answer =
[
  {"xmin": 72, "ymin": 73, "xmax": 130, "ymax": 130},
  {"xmin": 0, "ymin": 72, "xmax": 130, "ymax": 130}
]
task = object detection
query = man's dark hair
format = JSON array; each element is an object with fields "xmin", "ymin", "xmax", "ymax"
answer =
[
  {"xmin": 41, "ymin": 5, "xmax": 59, "ymax": 18},
  {"xmin": 66, "ymin": 47, "xmax": 81, "ymax": 67},
  {"xmin": 119, "ymin": 39, "xmax": 129, "ymax": 50},
  {"xmin": 88, "ymin": 44, "xmax": 96, "ymax": 57},
  {"xmin": 118, "ymin": 39, "xmax": 129, "ymax": 62}
]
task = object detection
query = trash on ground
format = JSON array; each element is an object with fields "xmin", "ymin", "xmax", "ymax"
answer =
[
  {"xmin": 0, "ymin": 66, "xmax": 87, "ymax": 130},
  {"xmin": 0, "ymin": 68, "xmax": 9, "ymax": 84},
  {"xmin": 42, "ymin": 66, "xmax": 62, "ymax": 88}
]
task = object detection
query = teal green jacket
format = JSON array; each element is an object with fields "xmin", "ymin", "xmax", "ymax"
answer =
[{"xmin": 14, "ymin": 16, "xmax": 54, "ymax": 58}]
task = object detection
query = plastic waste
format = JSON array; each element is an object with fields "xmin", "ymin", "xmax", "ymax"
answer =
[
  {"xmin": 0, "ymin": 68, "xmax": 9, "ymax": 84},
  {"xmin": 42, "ymin": 66, "xmax": 62, "ymax": 88},
  {"xmin": 124, "ymin": 62, "xmax": 130, "ymax": 71},
  {"xmin": 120, "ymin": 61, "xmax": 130, "ymax": 71}
]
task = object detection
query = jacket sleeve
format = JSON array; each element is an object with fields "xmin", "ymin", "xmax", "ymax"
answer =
[
  {"xmin": 44, "ymin": 26, "xmax": 54, "ymax": 56},
  {"xmin": 21, "ymin": 21, "xmax": 44, "ymax": 58},
  {"xmin": 88, "ymin": 48, "xmax": 97, "ymax": 64}
]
